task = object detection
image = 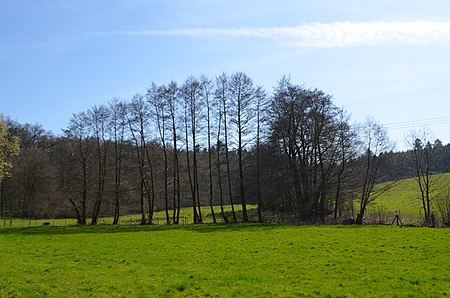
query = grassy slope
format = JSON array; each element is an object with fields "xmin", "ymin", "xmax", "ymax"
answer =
[
  {"xmin": 0, "ymin": 224, "xmax": 449, "ymax": 297},
  {"xmin": 366, "ymin": 172, "xmax": 450, "ymax": 221}
]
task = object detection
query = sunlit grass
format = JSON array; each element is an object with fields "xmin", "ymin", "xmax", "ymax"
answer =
[
  {"xmin": 366, "ymin": 173, "xmax": 450, "ymax": 222},
  {"xmin": 0, "ymin": 205, "xmax": 257, "ymax": 228},
  {"xmin": 0, "ymin": 224, "xmax": 449, "ymax": 297}
]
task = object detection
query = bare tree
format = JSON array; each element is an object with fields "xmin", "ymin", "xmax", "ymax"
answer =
[
  {"xmin": 307, "ymin": 89, "xmax": 343, "ymax": 222},
  {"xmin": 215, "ymin": 73, "xmax": 237, "ymax": 223},
  {"xmin": 16, "ymin": 148, "xmax": 53, "ymax": 218},
  {"xmin": 143, "ymin": 140, "xmax": 156, "ymax": 225},
  {"xmin": 254, "ymin": 86, "xmax": 267, "ymax": 222},
  {"xmin": 270, "ymin": 77, "xmax": 353, "ymax": 222},
  {"xmin": 333, "ymin": 110, "xmax": 357, "ymax": 221},
  {"xmin": 89, "ymin": 105, "xmax": 109, "ymax": 225},
  {"xmin": 63, "ymin": 112, "xmax": 93, "ymax": 225},
  {"xmin": 214, "ymin": 75, "xmax": 228, "ymax": 223},
  {"xmin": 408, "ymin": 129, "xmax": 442, "ymax": 226},
  {"xmin": 128, "ymin": 94, "xmax": 156, "ymax": 225},
  {"xmin": 109, "ymin": 99, "xmax": 128, "ymax": 225},
  {"xmin": 270, "ymin": 78, "xmax": 308, "ymax": 220},
  {"xmin": 6, "ymin": 72, "xmax": 428, "ymax": 225},
  {"xmin": 200, "ymin": 75, "xmax": 217, "ymax": 223},
  {"xmin": 148, "ymin": 83, "xmax": 170, "ymax": 224},
  {"xmin": 160, "ymin": 82, "xmax": 183, "ymax": 224},
  {"xmin": 181, "ymin": 78, "xmax": 202, "ymax": 224},
  {"xmin": 228, "ymin": 72, "xmax": 256, "ymax": 222},
  {"xmin": 355, "ymin": 116, "xmax": 394, "ymax": 224}
]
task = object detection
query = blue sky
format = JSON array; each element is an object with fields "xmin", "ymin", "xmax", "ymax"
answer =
[{"xmin": 1, "ymin": 0, "xmax": 450, "ymax": 150}]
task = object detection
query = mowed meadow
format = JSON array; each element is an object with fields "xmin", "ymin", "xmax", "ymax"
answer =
[
  {"xmin": 1, "ymin": 224, "xmax": 449, "ymax": 297},
  {"xmin": 1, "ymin": 174, "xmax": 450, "ymax": 297}
]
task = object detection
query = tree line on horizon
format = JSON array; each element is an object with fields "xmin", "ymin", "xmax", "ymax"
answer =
[{"xmin": 1, "ymin": 72, "xmax": 450, "ymax": 226}]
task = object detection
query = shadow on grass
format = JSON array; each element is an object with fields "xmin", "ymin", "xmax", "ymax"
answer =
[{"xmin": 0, "ymin": 222, "xmax": 300, "ymax": 236}]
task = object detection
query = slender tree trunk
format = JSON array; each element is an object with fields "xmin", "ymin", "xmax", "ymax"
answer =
[
  {"xmin": 414, "ymin": 148, "xmax": 429, "ymax": 225},
  {"xmin": 217, "ymin": 149, "xmax": 227, "ymax": 223},
  {"xmin": 334, "ymin": 147, "xmax": 346, "ymax": 221},
  {"xmin": 143, "ymin": 142, "xmax": 156, "ymax": 225},
  {"xmin": 207, "ymin": 107, "xmax": 217, "ymax": 224},
  {"xmin": 81, "ymin": 157, "xmax": 87, "ymax": 225},
  {"xmin": 255, "ymin": 87, "xmax": 265, "ymax": 223},
  {"xmin": 426, "ymin": 175, "xmax": 431, "ymax": 225},
  {"xmin": 256, "ymin": 125, "xmax": 262, "ymax": 223},
  {"xmin": 172, "ymin": 144, "xmax": 177, "ymax": 224},
  {"xmin": 170, "ymin": 109, "xmax": 179, "ymax": 224},
  {"xmin": 138, "ymin": 141, "xmax": 147, "ymax": 225},
  {"xmin": 162, "ymin": 143, "xmax": 170, "ymax": 224},
  {"xmin": 158, "ymin": 110, "xmax": 170, "ymax": 224},
  {"xmin": 236, "ymin": 93, "xmax": 249, "ymax": 223},
  {"xmin": 129, "ymin": 120, "xmax": 147, "ymax": 225},
  {"xmin": 192, "ymin": 131, "xmax": 202, "ymax": 223},
  {"xmin": 147, "ymin": 164, "xmax": 155, "ymax": 225},
  {"xmin": 256, "ymin": 149, "xmax": 263, "ymax": 222},
  {"xmin": 69, "ymin": 198, "xmax": 83, "ymax": 225},
  {"xmin": 238, "ymin": 139, "xmax": 248, "ymax": 222},
  {"xmin": 112, "ymin": 135, "xmax": 123, "ymax": 225},
  {"xmin": 112, "ymin": 137, "xmax": 120, "ymax": 225},
  {"xmin": 111, "ymin": 104, "xmax": 125, "ymax": 226},
  {"xmin": 216, "ymin": 116, "xmax": 227, "ymax": 223},
  {"xmin": 185, "ymin": 108, "xmax": 198, "ymax": 224},
  {"xmin": 140, "ymin": 176, "xmax": 146, "ymax": 225},
  {"xmin": 150, "ymin": 87, "xmax": 170, "ymax": 225},
  {"xmin": 356, "ymin": 149, "xmax": 371, "ymax": 224},
  {"xmin": 334, "ymin": 172, "xmax": 342, "ymax": 221},
  {"xmin": 91, "ymin": 140, "xmax": 106, "ymax": 225},
  {"xmin": 113, "ymin": 194, "xmax": 120, "ymax": 225},
  {"xmin": 223, "ymin": 101, "xmax": 237, "ymax": 223},
  {"xmin": 176, "ymin": 150, "xmax": 181, "ymax": 224},
  {"xmin": 187, "ymin": 144, "xmax": 198, "ymax": 223}
]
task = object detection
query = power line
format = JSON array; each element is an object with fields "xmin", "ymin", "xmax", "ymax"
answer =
[
  {"xmin": 383, "ymin": 116, "xmax": 450, "ymax": 130},
  {"xmin": 384, "ymin": 116, "xmax": 450, "ymax": 126}
]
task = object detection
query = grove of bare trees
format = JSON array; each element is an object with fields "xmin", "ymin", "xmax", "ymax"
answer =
[{"xmin": 2, "ymin": 73, "xmax": 450, "ymax": 226}]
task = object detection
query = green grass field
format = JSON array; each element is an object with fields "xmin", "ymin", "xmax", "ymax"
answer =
[
  {"xmin": 1, "ymin": 224, "xmax": 449, "ymax": 297},
  {"xmin": 0, "ymin": 205, "xmax": 257, "ymax": 228},
  {"xmin": 366, "ymin": 172, "xmax": 450, "ymax": 223}
]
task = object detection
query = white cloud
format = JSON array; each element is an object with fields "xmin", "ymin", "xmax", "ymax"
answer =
[{"xmin": 89, "ymin": 21, "xmax": 450, "ymax": 48}]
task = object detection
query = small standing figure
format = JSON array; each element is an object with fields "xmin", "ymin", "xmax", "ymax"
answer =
[{"xmin": 391, "ymin": 211, "xmax": 403, "ymax": 226}]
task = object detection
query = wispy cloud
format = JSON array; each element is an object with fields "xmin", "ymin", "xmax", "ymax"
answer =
[{"xmin": 88, "ymin": 21, "xmax": 450, "ymax": 48}]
